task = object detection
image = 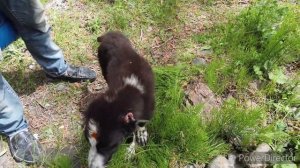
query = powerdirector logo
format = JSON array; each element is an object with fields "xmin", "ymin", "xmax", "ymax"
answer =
[{"xmin": 237, "ymin": 152, "xmax": 298, "ymax": 164}]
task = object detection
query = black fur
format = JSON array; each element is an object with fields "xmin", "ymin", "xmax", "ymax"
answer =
[{"xmin": 84, "ymin": 31, "xmax": 155, "ymax": 165}]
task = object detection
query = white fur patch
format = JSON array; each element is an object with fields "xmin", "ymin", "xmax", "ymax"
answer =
[
  {"xmin": 124, "ymin": 74, "xmax": 145, "ymax": 94},
  {"xmin": 88, "ymin": 145, "xmax": 105, "ymax": 168},
  {"xmin": 88, "ymin": 119, "xmax": 98, "ymax": 146}
]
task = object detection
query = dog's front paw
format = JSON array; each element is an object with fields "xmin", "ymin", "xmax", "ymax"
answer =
[{"xmin": 136, "ymin": 126, "xmax": 148, "ymax": 146}]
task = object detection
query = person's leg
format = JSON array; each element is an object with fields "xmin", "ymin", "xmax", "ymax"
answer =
[
  {"xmin": 0, "ymin": 74, "xmax": 42, "ymax": 163},
  {"xmin": 0, "ymin": 0, "xmax": 67, "ymax": 76},
  {"xmin": 0, "ymin": 74, "xmax": 28, "ymax": 136},
  {"xmin": 0, "ymin": 0, "xmax": 96, "ymax": 81}
]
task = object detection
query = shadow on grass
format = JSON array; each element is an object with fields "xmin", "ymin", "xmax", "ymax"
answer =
[{"xmin": 1, "ymin": 69, "xmax": 48, "ymax": 96}]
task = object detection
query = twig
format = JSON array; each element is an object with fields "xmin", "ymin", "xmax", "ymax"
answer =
[
  {"xmin": 35, "ymin": 100, "xmax": 45, "ymax": 109},
  {"xmin": 140, "ymin": 29, "xmax": 143, "ymax": 41}
]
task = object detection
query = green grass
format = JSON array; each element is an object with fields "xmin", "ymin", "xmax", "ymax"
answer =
[
  {"xmin": 203, "ymin": 0, "xmax": 300, "ymax": 94},
  {"xmin": 207, "ymin": 99, "xmax": 266, "ymax": 150},
  {"xmin": 46, "ymin": 154, "xmax": 73, "ymax": 168}
]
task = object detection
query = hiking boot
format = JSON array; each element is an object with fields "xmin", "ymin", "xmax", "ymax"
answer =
[
  {"xmin": 8, "ymin": 131, "xmax": 43, "ymax": 163},
  {"xmin": 47, "ymin": 65, "xmax": 96, "ymax": 82}
]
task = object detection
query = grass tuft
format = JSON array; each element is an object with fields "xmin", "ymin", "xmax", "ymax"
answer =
[
  {"xmin": 207, "ymin": 99, "xmax": 266, "ymax": 150},
  {"xmin": 46, "ymin": 154, "xmax": 73, "ymax": 168}
]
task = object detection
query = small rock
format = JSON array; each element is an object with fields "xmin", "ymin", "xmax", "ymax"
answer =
[
  {"xmin": 247, "ymin": 143, "xmax": 272, "ymax": 168},
  {"xmin": 249, "ymin": 81, "xmax": 259, "ymax": 91},
  {"xmin": 228, "ymin": 153, "xmax": 243, "ymax": 168},
  {"xmin": 199, "ymin": 49, "xmax": 213, "ymax": 56},
  {"xmin": 45, "ymin": 103, "xmax": 51, "ymax": 108},
  {"xmin": 184, "ymin": 164, "xmax": 205, "ymax": 168},
  {"xmin": 192, "ymin": 57, "xmax": 207, "ymax": 65},
  {"xmin": 147, "ymin": 26, "xmax": 153, "ymax": 32},
  {"xmin": 228, "ymin": 154, "xmax": 237, "ymax": 167},
  {"xmin": 208, "ymin": 156, "xmax": 229, "ymax": 168},
  {"xmin": 255, "ymin": 143, "xmax": 271, "ymax": 152},
  {"xmin": 56, "ymin": 83, "xmax": 68, "ymax": 92},
  {"xmin": 29, "ymin": 63, "xmax": 35, "ymax": 70},
  {"xmin": 185, "ymin": 80, "xmax": 222, "ymax": 119}
]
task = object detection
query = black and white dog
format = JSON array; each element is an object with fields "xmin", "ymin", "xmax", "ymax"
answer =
[{"xmin": 84, "ymin": 31, "xmax": 155, "ymax": 168}]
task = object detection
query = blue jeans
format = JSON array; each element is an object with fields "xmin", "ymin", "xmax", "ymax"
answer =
[
  {"xmin": 0, "ymin": 0, "xmax": 69, "ymax": 136},
  {"xmin": 0, "ymin": 75, "xmax": 28, "ymax": 137}
]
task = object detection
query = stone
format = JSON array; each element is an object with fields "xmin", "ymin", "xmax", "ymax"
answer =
[
  {"xmin": 192, "ymin": 57, "xmax": 207, "ymax": 65},
  {"xmin": 199, "ymin": 49, "xmax": 213, "ymax": 56},
  {"xmin": 208, "ymin": 156, "xmax": 230, "ymax": 168},
  {"xmin": 255, "ymin": 143, "xmax": 271, "ymax": 153},
  {"xmin": 247, "ymin": 143, "xmax": 272, "ymax": 168},
  {"xmin": 56, "ymin": 83, "xmax": 68, "ymax": 92},
  {"xmin": 185, "ymin": 79, "xmax": 222, "ymax": 119},
  {"xmin": 184, "ymin": 164, "xmax": 205, "ymax": 168}
]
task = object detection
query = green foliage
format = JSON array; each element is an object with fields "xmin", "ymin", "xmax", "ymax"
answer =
[
  {"xmin": 86, "ymin": 18, "xmax": 102, "ymax": 34},
  {"xmin": 273, "ymin": 163, "xmax": 297, "ymax": 168},
  {"xmin": 46, "ymin": 154, "xmax": 73, "ymax": 168},
  {"xmin": 258, "ymin": 123, "xmax": 291, "ymax": 152},
  {"xmin": 147, "ymin": 0, "xmax": 180, "ymax": 25},
  {"xmin": 207, "ymin": 99, "xmax": 266, "ymax": 150},
  {"xmin": 204, "ymin": 0, "xmax": 300, "ymax": 94},
  {"xmin": 267, "ymin": 82, "xmax": 300, "ymax": 121},
  {"xmin": 204, "ymin": 59, "xmax": 228, "ymax": 93},
  {"xmin": 40, "ymin": 0, "xmax": 49, "ymax": 4},
  {"xmin": 98, "ymin": 0, "xmax": 181, "ymax": 31},
  {"xmin": 107, "ymin": 1, "xmax": 131, "ymax": 30}
]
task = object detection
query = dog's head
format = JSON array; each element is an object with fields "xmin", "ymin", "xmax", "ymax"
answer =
[
  {"xmin": 85, "ymin": 86, "xmax": 144, "ymax": 167},
  {"xmin": 86, "ymin": 113, "xmax": 135, "ymax": 168},
  {"xmin": 97, "ymin": 31, "xmax": 131, "ymax": 46},
  {"xmin": 97, "ymin": 31, "xmax": 132, "ymax": 56}
]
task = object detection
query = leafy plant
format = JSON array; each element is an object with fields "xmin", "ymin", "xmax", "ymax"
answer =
[{"xmin": 204, "ymin": 0, "xmax": 300, "ymax": 94}]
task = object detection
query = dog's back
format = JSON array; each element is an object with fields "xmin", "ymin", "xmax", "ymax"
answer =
[{"xmin": 97, "ymin": 31, "xmax": 154, "ymax": 120}]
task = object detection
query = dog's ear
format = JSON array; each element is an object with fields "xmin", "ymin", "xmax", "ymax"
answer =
[{"xmin": 121, "ymin": 112, "xmax": 136, "ymax": 124}]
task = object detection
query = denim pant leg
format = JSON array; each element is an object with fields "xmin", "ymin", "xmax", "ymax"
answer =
[
  {"xmin": 0, "ymin": 0, "xmax": 68, "ymax": 76},
  {"xmin": 0, "ymin": 74, "xmax": 28, "ymax": 137}
]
